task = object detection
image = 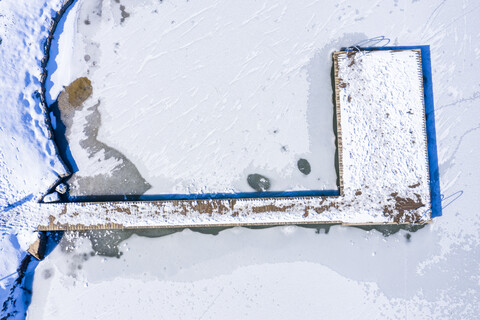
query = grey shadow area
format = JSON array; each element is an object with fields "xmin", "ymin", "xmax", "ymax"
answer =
[
  {"xmin": 52, "ymin": 77, "xmax": 151, "ymax": 201},
  {"xmin": 58, "ymin": 225, "xmax": 332, "ymax": 258},
  {"xmin": 59, "ymin": 227, "xmax": 234, "ymax": 258},
  {"xmin": 56, "ymin": 222, "xmax": 427, "ymax": 260},
  {"xmin": 300, "ymin": 222, "xmax": 427, "ymax": 238},
  {"xmin": 351, "ymin": 223, "xmax": 427, "ymax": 238}
]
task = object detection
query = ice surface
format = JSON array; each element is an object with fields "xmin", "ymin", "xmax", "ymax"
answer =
[
  {"xmin": 49, "ymin": 0, "xmax": 340, "ymax": 196},
  {"xmin": 1, "ymin": 0, "xmax": 480, "ymax": 317},
  {"xmin": 40, "ymin": 48, "xmax": 431, "ymax": 227},
  {"xmin": 28, "ymin": 221, "xmax": 480, "ymax": 319}
]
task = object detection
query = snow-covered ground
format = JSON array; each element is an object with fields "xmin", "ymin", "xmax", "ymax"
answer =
[
  {"xmin": 0, "ymin": 0, "xmax": 68, "ymax": 314},
  {"xmin": 1, "ymin": 0, "xmax": 480, "ymax": 318}
]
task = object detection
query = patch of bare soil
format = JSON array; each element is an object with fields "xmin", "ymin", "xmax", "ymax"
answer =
[
  {"xmin": 384, "ymin": 192, "xmax": 424, "ymax": 223},
  {"xmin": 65, "ymin": 77, "xmax": 92, "ymax": 107}
]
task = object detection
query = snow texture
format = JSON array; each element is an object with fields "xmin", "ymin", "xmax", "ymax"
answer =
[
  {"xmin": 336, "ymin": 49, "xmax": 430, "ymax": 221},
  {"xmin": 0, "ymin": 0, "xmax": 67, "ymax": 304},
  {"xmin": 0, "ymin": 0, "xmax": 68, "ymax": 227},
  {"xmin": 48, "ymin": 0, "xmax": 339, "ymax": 196},
  {"xmin": 37, "ymin": 49, "xmax": 430, "ymax": 229},
  {"xmin": 1, "ymin": 0, "xmax": 480, "ymax": 317}
]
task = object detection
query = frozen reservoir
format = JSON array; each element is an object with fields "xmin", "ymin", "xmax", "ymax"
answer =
[{"xmin": 47, "ymin": 0, "xmax": 340, "ymax": 198}]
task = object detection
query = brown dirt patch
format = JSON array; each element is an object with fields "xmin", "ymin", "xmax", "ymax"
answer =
[
  {"xmin": 251, "ymin": 203, "xmax": 295, "ymax": 214},
  {"xmin": 384, "ymin": 192, "xmax": 424, "ymax": 223},
  {"xmin": 347, "ymin": 51, "xmax": 356, "ymax": 58},
  {"xmin": 347, "ymin": 51, "xmax": 356, "ymax": 67},
  {"xmin": 65, "ymin": 77, "xmax": 92, "ymax": 107}
]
